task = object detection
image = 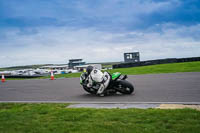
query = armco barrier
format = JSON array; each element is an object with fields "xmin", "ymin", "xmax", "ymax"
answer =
[{"xmin": 113, "ymin": 57, "xmax": 200, "ymax": 69}]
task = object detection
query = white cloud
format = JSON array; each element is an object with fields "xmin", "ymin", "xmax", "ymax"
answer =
[{"xmin": 0, "ymin": 23, "xmax": 200, "ymax": 67}]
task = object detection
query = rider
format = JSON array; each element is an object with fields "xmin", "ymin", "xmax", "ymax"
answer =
[{"xmin": 83, "ymin": 65, "xmax": 111, "ymax": 96}]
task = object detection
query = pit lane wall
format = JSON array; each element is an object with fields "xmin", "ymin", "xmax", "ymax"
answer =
[{"xmin": 113, "ymin": 57, "xmax": 200, "ymax": 69}]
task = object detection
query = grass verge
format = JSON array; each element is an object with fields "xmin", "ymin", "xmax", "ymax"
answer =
[
  {"xmin": 0, "ymin": 103, "xmax": 200, "ymax": 133},
  {"xmin": 44, "ymin": 61, "xmax": 200, "ymax": 78},
  {"xmin": 4, "ymin": 61, "xmax": 200, "ymax": 80},
  {"xmin": 5, "ymin": 73, "xmax": 82, "ymax": 80},
  {"xmin": 107, "ymin": 61, "xmax": 200, "ymax": 75}
]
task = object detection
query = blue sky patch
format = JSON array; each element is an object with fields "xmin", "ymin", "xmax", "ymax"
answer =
[{"xmin": 0, "ymin": 0, "xmax": 200, "ymax": 67}]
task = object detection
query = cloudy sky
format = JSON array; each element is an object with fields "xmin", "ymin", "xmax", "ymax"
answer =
[{"xmin": 0, "ymin": 0, "xmax": 200, "ymax": 67}]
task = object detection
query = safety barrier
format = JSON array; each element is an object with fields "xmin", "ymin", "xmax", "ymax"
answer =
[{"xmin": 113, "ymin": 57, "xmax": 200, "ymax": 69}]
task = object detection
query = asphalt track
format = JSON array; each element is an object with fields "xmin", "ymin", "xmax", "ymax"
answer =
[{"xmin": 0, "ymin": 72, "xmax": 200, "ymax": 103}]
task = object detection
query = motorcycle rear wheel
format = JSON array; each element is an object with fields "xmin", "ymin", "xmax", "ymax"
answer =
[{"xmin": 116, "ymin": 80, "xmax": 134, "ymax": 94}]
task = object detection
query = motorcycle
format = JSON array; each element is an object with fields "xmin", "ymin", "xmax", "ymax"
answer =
[{"xmin": 80, "ymin": 72, "xmax": 134, "ymax": 95}]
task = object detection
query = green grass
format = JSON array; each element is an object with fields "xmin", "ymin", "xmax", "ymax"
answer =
[
  {"xmin": 107, "ymin": 61, "xmax": 200, "ymax": 75},
  {"xmin": 45, "ymin": 72, "xmax": 81, "ymax": 78},
  {"xmin": 4, "ymin": 73, "xmax": 82, "ymax": 80},
  {"xmin": 4, "ymin": 61, "xmax": 200, "ymax": 80},
  {"xmin": 0, "ymin": 103, "xmax": 200, "ymax": 133},
  {"xmin": 53, "ymin": 61, "xmax": 200, "ymax": 78}
]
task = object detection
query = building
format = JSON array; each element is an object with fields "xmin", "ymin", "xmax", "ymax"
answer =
[
  {"xmin": 68, "ymin": 59, "xmax": 86, "ymax": 69},
  {"xmin": 124, "ymin": 52, "xmax": 140, "ymax": 63},
  {"xmin": 40, "ymin": 65, "xmax": 68, "ymax": 70},
  {"xmin": 74, "ymin": 64, "xmax": 102, "ymax": 72}
]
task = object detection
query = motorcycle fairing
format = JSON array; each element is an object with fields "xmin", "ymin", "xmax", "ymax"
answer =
[{"xmin": 111, "ymin": 72, "xmax": 121, "ymax": 80}]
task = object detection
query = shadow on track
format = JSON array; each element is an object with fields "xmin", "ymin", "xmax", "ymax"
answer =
[{"xmin": 78, "ymin": 92, "xmax": 135, "ymax": 98}]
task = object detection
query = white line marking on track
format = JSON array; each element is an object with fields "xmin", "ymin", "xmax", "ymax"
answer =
[{"xmin": 0, "ymin": 101, "xmax": 200, "ymax": 104}]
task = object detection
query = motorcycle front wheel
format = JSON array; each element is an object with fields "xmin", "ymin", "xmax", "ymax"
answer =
[
  {"xmin": 82, "ymin": 85, "xmax": 97, "ymax": 94},
  {"xmin": 116, "ymin": 80, "xmax": 134, "ymax": 94}
]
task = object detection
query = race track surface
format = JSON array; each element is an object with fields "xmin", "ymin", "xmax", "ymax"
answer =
[{"xmin": 0, "ymin": 72, "xmax": 200, "ymax": 103}]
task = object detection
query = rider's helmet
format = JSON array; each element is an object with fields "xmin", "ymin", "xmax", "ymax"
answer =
[{"xmin": 86, "ymin": 65, "xmax": 94, "ymax": 74}]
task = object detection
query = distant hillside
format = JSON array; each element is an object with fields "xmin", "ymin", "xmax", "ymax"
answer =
[
  {"xmin": 0, "ymin": 64, "xmax": 54, "ymax": 71},
  {"xmin": 0, "ymin": 62, "xmax": 122, "ymax": 71}
]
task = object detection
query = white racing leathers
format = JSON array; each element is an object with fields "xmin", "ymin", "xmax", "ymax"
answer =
[{"xmin": 87, "ymin": 69, "xmax": 111, "ymax": 95}]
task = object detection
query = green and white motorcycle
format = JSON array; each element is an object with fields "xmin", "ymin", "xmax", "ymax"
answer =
[{"xmin": 80, "ymin": 72, "xmax": 134, "ymax": 95}]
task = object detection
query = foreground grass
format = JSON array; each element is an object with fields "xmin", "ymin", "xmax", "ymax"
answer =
[{"xmin": 0, "ymin": 103, "xmax": 200, "ymax": 133}]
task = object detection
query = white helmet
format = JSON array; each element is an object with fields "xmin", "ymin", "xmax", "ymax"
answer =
[{"xmin": 90, "ymin": 69, "xmax": 104, "ymax": 83}]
